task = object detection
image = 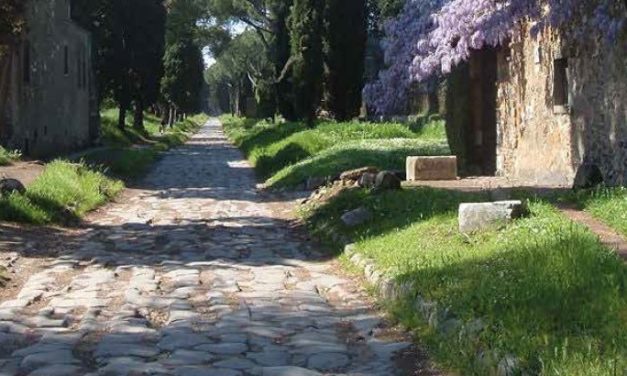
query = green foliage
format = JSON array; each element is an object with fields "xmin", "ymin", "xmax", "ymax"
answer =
[
  {"xmin": 81, "ymin": 148, "xmax": 158, "ymax": 179},
  {"xmin": 376, "ymin": 0, "xmax": 406, "ymax": 18},
  {"xmin": 0, "ymin": 147, "xmax": 20, "ymax": 166},
  {"xmin": 323, "ymin": 0, "xmax": 368, "ymax": 121},
  {"xmin": 73, "ymin": 0, "xmax": 167, "ymax": 128},
  {"xmin": 289, "ymin": 0, "xmax": 325, "ymax": 123},
  {"xmin": 205, "ymin": 31, "xmax": 274, "ymax": 116},
  {"xmin": 0, "ymin": 161, "xmax": 123, "ymax": 224},
  {"xmin": 268, "ymin": 139, "xmax": 448, "ymax": 188},
  {"xmin": 222, "ymin": 115, "xmax": 448, "ymax": 188},
  {"xmin": 300, "ymin": 187, "xmax": 627, "ymax": 375},
  {"xmin": 162, "ymin": 36, "xmax": 205, "ymax": 113},
  {"xmin": 0, "ymin": 0, "xmax": 24, "ymax": 38}
]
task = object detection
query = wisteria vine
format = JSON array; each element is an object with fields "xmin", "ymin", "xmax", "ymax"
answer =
[{"xmin": 365, "ymin": 0, "xmax": 626, "ymax": 115}]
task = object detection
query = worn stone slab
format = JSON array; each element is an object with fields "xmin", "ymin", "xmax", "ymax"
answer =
[
  {"xmin": 459, "ymin": 200, "xmax": 528, "ymax": 233},
  {"xmin": 406, "ymin": 156, "xmax": 457, "ymax": 181},
  {"xmin": 253, "ymin": 366, "xmax": 322, "ymax": 376},
  {"xmin": 307, "ymin": 352, "xmax": 350, "ymax": 371}
]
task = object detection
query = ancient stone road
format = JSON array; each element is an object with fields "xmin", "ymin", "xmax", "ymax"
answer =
[{"xmin": 0, "ymin": 119, "xmax": 411, "ymax": 375}]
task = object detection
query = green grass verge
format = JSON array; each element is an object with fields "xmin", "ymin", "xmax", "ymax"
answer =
[
  {"xmin": 0, "ymin": 161, "xmax": 124, "ymax": 224},
  {"xmin": 83, "ymin": 110, "xmax": 207, "ymax": 178},
  {"xmin": 222, "ymin": 115, "xmax": 449, "ymax": 189},
  {"xmin": 567, "ymin": 187, "xmax": 627, "ymax": 237},
  {"xmin": 0, "ymin": 147, "xmax": 21, "ymax": 166},
  {"xmin": 300, "ymin": 187, "xmax": 627, "ymax": 375}
]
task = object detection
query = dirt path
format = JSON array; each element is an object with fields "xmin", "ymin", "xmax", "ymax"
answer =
[
  {"xmin": 0, "ymin": 119, "xmax": 419, "ymax": 376},
  {"xmin": 558, "ymin": 205, "xmax": 627, "ymax": 260}
]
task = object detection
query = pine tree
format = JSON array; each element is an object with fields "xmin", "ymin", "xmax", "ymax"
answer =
[
  {"xmin": 289, "ymin": 0, "xmax": 325, "ymax": 125},
  {"xmin": 324, "ymin": 0, "xmax": 368, "ymax": 121}
]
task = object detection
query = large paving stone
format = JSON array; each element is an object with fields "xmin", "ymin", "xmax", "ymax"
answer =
[
  {"xmin": 27, "ymin": 364, "xmax": 83, "ymax": 376},
  {"xmin": 174, "ymin": 367, "xmax": 242, "ymax": 376},
  {"xmin": 307, "ymin": 352, "xmax": 350, "ymax": 371},
  {"xmin": 157, "ymin": 333, "xmax": 211, "ymax": 351},
  {"xmin": 253, "ymin": 366, "xmax": 322, "ymax": 376},
  {"xmin": 162, "ymin": 350, "xmax": 214, "ymax": 366},
  {"xmin": 195, "ymin": 342, "xmax": 248, "ymax": 355},
  {"xmin": 21, "ymin": 350, "xmax": 78, "ymax": 370},
  {"xmin": 94, "ymin": 343, "xmax": 159, "ymax": 359},
  {"xmin": 246, "ymin": 351, "xmax": 290, "ymax": 367}
]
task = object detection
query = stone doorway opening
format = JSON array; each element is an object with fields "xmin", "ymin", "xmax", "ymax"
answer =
[{"xmin": 466, "ymin": 47, "xmax": 498, "ymax": 176}]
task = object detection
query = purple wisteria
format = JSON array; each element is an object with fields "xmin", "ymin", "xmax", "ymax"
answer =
[{"xmin": 365, "ymin": 0, "xmax": 626, "ymax": 116}]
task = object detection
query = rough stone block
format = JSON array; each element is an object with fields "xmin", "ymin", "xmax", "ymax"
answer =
[
  {"xmin": 341, "ymin": 207, "xmax": 372, "ymax": 227},
  {"xmin": 406, "ymin": 156, "xmax": 457, "ymax": 181},
  {"xmin": 458, "ymin": 201, "xmax": 528, "ymax": 233},
  {"xmin": 374, "ymin": 171, "xmax": 401, "ymax": 191},
  {"xmin": 339, "ymin": 166, "xmax": 379, "ymax": 181}
]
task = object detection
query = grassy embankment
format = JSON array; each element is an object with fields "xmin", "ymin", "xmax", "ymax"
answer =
[
  {"xmin": 0, "ymin": 109, "xmax": 207, "ymax": 225},
  {"xmin": 221, "ymin": 115, "xmax": 449, "ymax": 189},
  {"xmin": 0, "ymin": 160, "xmax": 123, "ymax": 224},
  {"xmin": 300, "ymin": 187, "xmax": 627, "ymax": 375}
]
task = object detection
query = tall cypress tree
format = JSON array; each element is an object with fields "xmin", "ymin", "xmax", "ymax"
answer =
[
  {"xmin": 289, "ymin": 0, "xmax": 325, "ymax": 125},
  {"xmin": 324, "ymin": 0, "xmax": 368, "ymax": 121}
]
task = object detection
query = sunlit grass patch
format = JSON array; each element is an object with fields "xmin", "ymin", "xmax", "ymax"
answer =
[
  {"xmin": 0, "ymin": 161, "xmax": 123, "ymax": 224},
  {"xmin": 222, "ymin": 115, "xmax": 449, "ymax": 189},
  {"xmin": 568, "ymin": 187, "xmax": 627, "ymax": 237},
  {"xmin": 0, "ymin": 147, "xmax": 21, "ymax": 166}
]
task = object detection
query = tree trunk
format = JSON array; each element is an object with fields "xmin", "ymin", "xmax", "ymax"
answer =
[
  {"xmin": 118, "ymin": 103, "xmax": 127, "ymax": 130},
  {"xmin": 133, "ymin": 100, "xmax": 144, "ymax": 131},
  {"xmin": 427, "ymin": 91, "xmax": 440, "ymax": 115},
  {"xmin": 168, "ymin": 106, "xmax": 175, "ymax": 128},
  {"xmin": 160, "ymin": 103, "xmax": 168, "ymax": 132}
]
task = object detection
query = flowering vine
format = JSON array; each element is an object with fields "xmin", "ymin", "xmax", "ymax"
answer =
[{"xmin": 365, "ymin": 0, "xmax": 626, "ymax": 116}]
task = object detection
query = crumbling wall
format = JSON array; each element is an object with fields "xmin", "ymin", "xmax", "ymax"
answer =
[
  {"xmin": 495, "ymin": 23, "xmax": 627, "ymax": 186},
  {"xmin": 495, "ymin": 25, "xmax": 575, "ymax": 186}
]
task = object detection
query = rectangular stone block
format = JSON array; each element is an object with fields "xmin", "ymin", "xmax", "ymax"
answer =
[
  {"xmin": 458, "ymin": 200, "xmax": 528, "ymax": 233},
  {"xmin": 406, "ymin": 156, "xmax": 457, "ymax": 181}
]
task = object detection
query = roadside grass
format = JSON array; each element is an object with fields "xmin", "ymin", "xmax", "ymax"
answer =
[
  {"xmin": 300, "ymin": 187, "xmax": 627, "ymax": 375},
  {"xmin": 84, "ymin": 109, "xmax": 207, "ymax": 178},
  {"xmin": 222, "ymin": 115, "xmax": 449, "ymax": 188},
  {"xmin": 567, "ymin": 187, "xmax": 627, "ymax": 237},
  {"xmin": 267, "ymin": 139, "xmax": 448, "ymax": 188},
  {"xmin": 0, "ymin": 161, "xmax": 123, "ymax": 224},
  {"xmin": 0, "ymin": 147, "xmax": 21, "ymax": 166},
  {"xmin": 79, "ymin": 148, "xmax": 158, "ymax": 179}
]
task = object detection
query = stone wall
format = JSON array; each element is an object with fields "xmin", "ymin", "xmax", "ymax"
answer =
[
  {"xmin": 445, "ymin": 21, "xmax": 626, "ymax": 187},
  {"xmin": 495, "ymin": 23, "xmax": 627, "ymax": 186},
  {"xmin": 0, "ymin": 0, "xmax": 97, "ymax": 157}
]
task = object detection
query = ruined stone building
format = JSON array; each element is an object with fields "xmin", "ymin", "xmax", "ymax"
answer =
[
  {"xmin": 446, "ymin": 20, "xmax": 626, "ymax": 187},
  {"xmin": 0, "ymin": 0, "xmax": 98, "ymax": 157}
]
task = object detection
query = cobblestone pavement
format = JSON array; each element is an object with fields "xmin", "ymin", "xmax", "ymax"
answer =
[{"xmin": 0, "ymin": 119, "xmax": 413, "ymax": 376}]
